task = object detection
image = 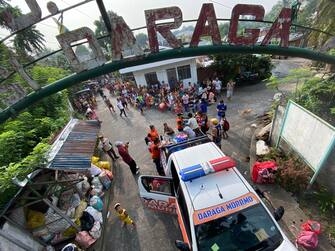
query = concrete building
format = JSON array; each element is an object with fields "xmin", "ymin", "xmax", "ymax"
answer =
[{"xmin": 119, "ymin": 56, "xmax": 198, "ymax": 90}]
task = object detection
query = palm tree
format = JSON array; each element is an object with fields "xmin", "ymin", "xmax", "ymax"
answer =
[{"xmin": 0, "ymin": 1, "xmax": 45, "ymax": 55}]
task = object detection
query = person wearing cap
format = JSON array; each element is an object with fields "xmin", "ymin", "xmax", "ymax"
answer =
[
  {"xmin": 99, "ymin": 135, "xmax": 119, "ymax": 161},
  {"xmin": 115, "ymin": 141, "xmax": 139, "ymax": 175},
  {"xmin": 210, "ymin": 118, "xmax": 222, "ymax": 148},
  {"xmin": 114, "ymin": 203, "xmax": 135, "ymax": 228}
]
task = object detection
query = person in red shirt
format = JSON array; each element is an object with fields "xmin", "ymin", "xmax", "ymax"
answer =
[
  {"xmin": 149, "ymin": 138, "xmax": 165, "ymax": 176},
  {"xmin": 115, "ymin": 141, "xmax": 139, "ymax": 175}
]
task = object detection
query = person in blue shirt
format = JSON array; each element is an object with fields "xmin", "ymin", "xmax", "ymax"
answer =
[
  {"xmin": 217, "ymin": 99, "xmax": 227, "ymax": 119},
  {"xmin": 200, "ymin": 98, "xmax": 208, "ymax": 114}
]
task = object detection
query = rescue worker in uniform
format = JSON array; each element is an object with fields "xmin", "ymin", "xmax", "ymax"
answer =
[
  {"xmin": 149, "ymin": 138, "xmax": 165, "ymax": 176},
  {"xmin": 145, "ymin": 125, "xmax": 160, "ymax": 145},
  {"xmin": 211, "ymin": 118, "xmax": 222, "ymax": 149}
]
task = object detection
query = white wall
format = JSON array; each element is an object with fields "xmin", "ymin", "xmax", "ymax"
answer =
[
  {"xmin": 280, "ymin": 101, "xmax": 335, "ymax": 172},
  {"xmin": 132, "ymin": 58, "xmax": 198, "ymax": 87}
]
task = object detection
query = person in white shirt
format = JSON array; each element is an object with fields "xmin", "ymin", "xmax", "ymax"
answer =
[
  {"xmin": 183, "ymin": 126, "xmax": 196, "ymax": 139},
  {"xmin": 186, "ymin": 112, "xmax": 201, "ymax": 135},
  {"xmin": 117, "ymin": 98, "xmax": 127, "ymax": 117},
  {"xmin": 214, "ymin": 77, "xmax": 222, "ymax": 96},
  {"xmin": 99, "ymin": 135, "xmax": 119, "ymax": 160},
  {"xmin": 182, "ymin": 93, "xmax": 189, "ymax": 112}
]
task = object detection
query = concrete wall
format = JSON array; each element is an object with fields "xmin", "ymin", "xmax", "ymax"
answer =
[
  {"xmin": 0, "ymin": 222, "xmax": 44, "ymax": 251},
  {"xmin": 132, "ymin": 58, "xmax": 198, "ymax": 87},
  {"xmin": 270, "ymin": 104, "xmax": 335, "ymax": 193}
]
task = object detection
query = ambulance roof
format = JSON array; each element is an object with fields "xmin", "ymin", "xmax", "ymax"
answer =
[{"xmin": 171, "ymin": 142, "xmax": 251, "ymax": 211}]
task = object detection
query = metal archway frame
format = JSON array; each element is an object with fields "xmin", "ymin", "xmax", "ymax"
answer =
[{"xmin": 0, "ymin": 44, "xmax": 335, "ymax": 123}]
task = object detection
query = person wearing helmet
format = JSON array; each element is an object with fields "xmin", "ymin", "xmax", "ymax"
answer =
[{"xmin": 210, "ymin": 118, "xmax": 222, "ymax": 148}]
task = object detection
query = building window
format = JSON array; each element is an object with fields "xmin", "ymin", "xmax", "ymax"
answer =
[
  {"xmin": 177, "ymin": 65, "xmax": 191, "ymax": 80},
  {"xmin": 144, "ymin": 72, "xmax": 158, "ymax": 86}
]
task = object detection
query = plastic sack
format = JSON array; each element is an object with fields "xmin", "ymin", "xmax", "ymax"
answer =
[
  {"xmin": 296, "ymin": 231, "xmax": 318, "ymax": 249},
  {"xmin": 85, "ymin": 206, "xmax": 103, "ymax": 223},
  {"xmin": 70, "ymin": 193, "xmax": 81, "ymax": 208},
  {"xmin": 76, "ymin": 178, "xmax": 90, "ymax": 196},
  {"xmin": 92, "ymin": 177, "xmax": 103, "ymax": 189},
  {"xmin": 91, "ymin": 156, "xmax": 100, "ymax": 164},
  {"xmin": 90, "ymin": 163, "xmax": 102, "ymax": 176},
  {"xmin": 251, "ymin": 161, "xmax": 278, "ymax": 184},
  {"xmin": 104, "ymin": 169, "xmax": 113, "ymax": 180},
  {"xmin": 32, "ymin": 225, "xmax": 49, "ymax": 237},
  {"xmin": 63, "ymin": 219, "xmax": 80, "ymax": 237},
  {"xmin": 90, "ymin": 195, "xmax": 104, "ymax": 212},
  {"xmin": 80, "ymin": 211, "xmax": 95, "ymax": 231},
  {"xmin": 301, "ymin": 220, "xmax": 321, "ymax": 235},
  {"xmin": 58, "ymin": 189, "xmax": 74, "ymax": 210},
  {"xmin": 27, "ymin": 210, "xmax": 45, "ymax": 229},
  {"xmin": 45, "ymin": 211, "xmax": 71, "ymax": 234},
  {"xmin": 97, "ymin": 161, "xmax": 111, "ymax": 170},
  {"xmin": 74, "ymin": 200, "xmax": 88, "ymax": 219},
  {"xmin": 89, "ymin": 221, "xmax": 102, "ymax": 239},
  {"xmin": 99, "ymin": 171, "xmax": 112, "ymax": 190},
  {"xmin": 75, "ymin": 231, "xmax": 97, "ymax": 249}
]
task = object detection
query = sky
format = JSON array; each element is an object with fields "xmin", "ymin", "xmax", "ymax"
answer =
[{"xmin": 0, "ymin": 0, "xmax": 280, "ymax": 50}]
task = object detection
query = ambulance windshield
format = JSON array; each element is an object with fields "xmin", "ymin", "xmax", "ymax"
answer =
[{"xmin": 195, "ymin": 204, "xmax": 283, "ymax": 251}]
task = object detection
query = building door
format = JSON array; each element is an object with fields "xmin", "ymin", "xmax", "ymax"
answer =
[{"xmin": 166, "ymin": 68, "xmax": 177, "ymax": 91}]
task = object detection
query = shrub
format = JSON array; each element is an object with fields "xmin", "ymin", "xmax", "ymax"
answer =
[
  {"xmin": 313, "ymin": 187, "xmax": 335, "ymax": 214},
  {"xmin": 276, "ymin": 158, "xmax": 313, "ymax": 194}
]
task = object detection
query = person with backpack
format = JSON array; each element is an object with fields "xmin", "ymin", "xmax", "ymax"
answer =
[
  {"xmin": 220, "ymin": 115, "xmax": 230, "ymax": 139},
  {"xmin": 210, "ymin": 118, "xmax": 222, "ymax": 148}
]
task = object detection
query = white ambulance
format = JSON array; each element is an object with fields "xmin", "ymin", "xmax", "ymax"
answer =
[{"xmin": 138, "ymin": 140, "xmax": 297, "ymax": 251}]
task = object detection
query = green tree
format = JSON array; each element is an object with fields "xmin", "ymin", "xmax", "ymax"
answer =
[
  {"xmin": 308, "ymin": 0, "xmax": 335, "ymax": 47},
  {"xmin": 135, "ymin": 33, "xmax": 148, "ymax": 48},
  {"xmin": 0, "ymin": 2, "xmax": 45, "ymax": 55}
]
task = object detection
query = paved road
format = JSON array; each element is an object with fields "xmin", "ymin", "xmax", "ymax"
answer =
[{"xmin": 96, "ymin": 81, "xmax": 280, "ymax": 251}]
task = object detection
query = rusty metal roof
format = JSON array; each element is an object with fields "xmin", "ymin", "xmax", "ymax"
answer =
[{"xmin": 47, "ymin": 119, "xmax": 100, "ymax": 171}]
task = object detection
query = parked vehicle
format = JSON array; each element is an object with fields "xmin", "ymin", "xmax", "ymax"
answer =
[{"xmin": 138, "ymin": 135, "xmax": 297, "ymax": 251}]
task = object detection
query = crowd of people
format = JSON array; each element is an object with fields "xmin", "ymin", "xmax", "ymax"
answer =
[
  {"xmin": 101, "ymin": 77, "xmax": 236, "ymax": 116},
  {"xmin": 76, "ymin": 77, "xmax": 234, "ymax": 178}
]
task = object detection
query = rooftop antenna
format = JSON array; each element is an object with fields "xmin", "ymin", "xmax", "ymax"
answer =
[{"xmin": 216, "ymin": 184, "xmax": 223, "ymax": 199}]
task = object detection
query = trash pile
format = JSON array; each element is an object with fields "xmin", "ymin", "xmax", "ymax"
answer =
[{"xmin": 25, "ymin": 156, "xmax": 112, "ymax": 250}]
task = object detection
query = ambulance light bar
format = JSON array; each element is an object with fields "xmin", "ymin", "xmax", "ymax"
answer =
[{"xmin": 179, "ymin": 156, "xmax": 236, "ymax": 182}]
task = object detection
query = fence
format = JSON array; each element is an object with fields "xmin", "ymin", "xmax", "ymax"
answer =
[{"xmin": 271, "ymin": 100, "xmax": 335, "ymax": 185}]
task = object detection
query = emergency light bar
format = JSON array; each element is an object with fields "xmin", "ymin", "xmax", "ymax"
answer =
[{"xmin": 179, "ymin": 156, "xmax": 236, "ymax": 182}]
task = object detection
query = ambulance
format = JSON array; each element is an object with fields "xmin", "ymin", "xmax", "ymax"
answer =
[{"xmin": 138, "ymin": 138, "xmax": 297, "ymax": 251}]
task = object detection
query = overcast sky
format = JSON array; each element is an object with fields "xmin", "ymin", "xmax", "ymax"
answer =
[{"xmin": 0, "ymin": 0, "xmax": 280, "ymax": 50}]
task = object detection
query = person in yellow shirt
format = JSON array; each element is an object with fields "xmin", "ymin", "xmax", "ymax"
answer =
[{"xmin": 114, "ymin": 203, "xmax": 136, "ymax": 228}]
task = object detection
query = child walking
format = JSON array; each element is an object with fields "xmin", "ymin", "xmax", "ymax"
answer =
[{"xmin": 114, "ymin": 203, "xmax": 136, "ymax": 228}]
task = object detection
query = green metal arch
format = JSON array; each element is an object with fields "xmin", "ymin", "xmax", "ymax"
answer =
[{"xmin": 0, "ymin": 44, "xmax": 335, "ymax": 123}]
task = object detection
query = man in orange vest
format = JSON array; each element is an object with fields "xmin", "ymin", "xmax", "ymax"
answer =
[
  {"xmin": 149, "ymin": 138, "xmax": 165, "ymax": 176},
  {"xmin": 145, "ymin": 125, "xmax": 160, "ymax": 145},
  {"xmin": 176, "ymin": 113, "xmax": 184, "ymax": 132}
]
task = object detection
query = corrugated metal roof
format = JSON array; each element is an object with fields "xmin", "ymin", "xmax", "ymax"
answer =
[{"xmin": 47, "ymin": 119, "xmax": 100, "ymax": 171}]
